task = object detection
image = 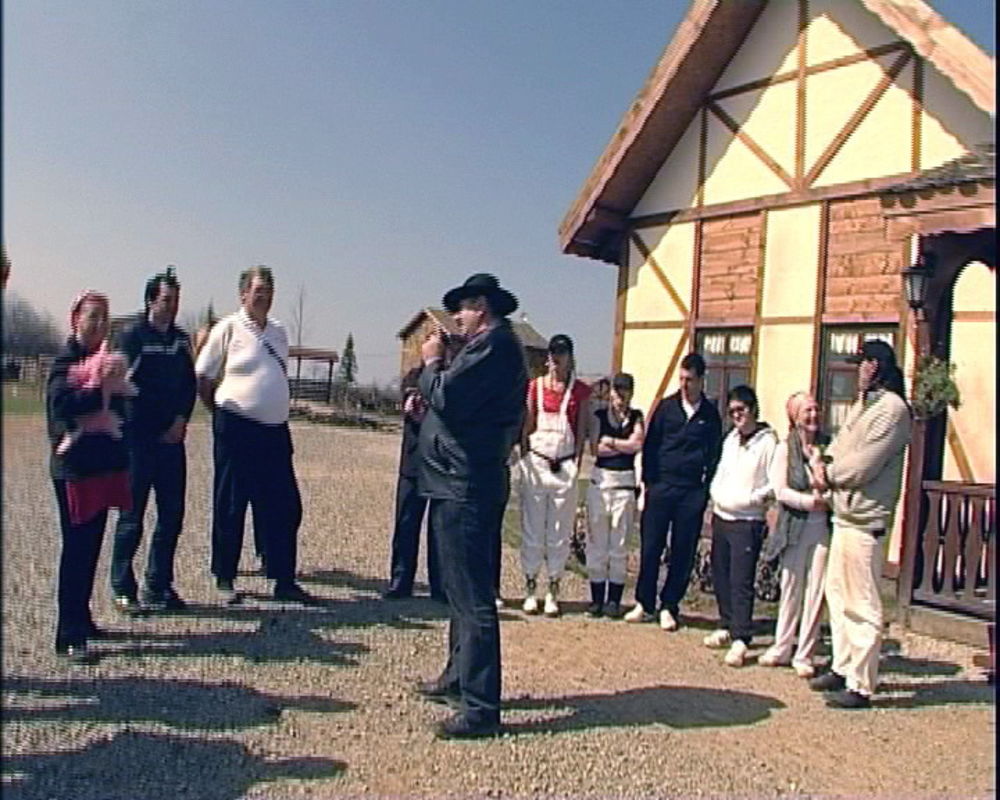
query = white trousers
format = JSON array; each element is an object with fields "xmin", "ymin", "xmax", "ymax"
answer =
[
  {"xmin": 519, "ymin": 454, "xmax": 578, "ymax": 581},
  {"xmin": 825, "ymin": 521, "xmax": 884, "ymax": 696},
  {"xmin": 769, "ymin": 515, "xmax": 829, "ymax": 667},
  {"xmin": 586, "ymin": 484, "xmax": 634, "ymax": 584}
]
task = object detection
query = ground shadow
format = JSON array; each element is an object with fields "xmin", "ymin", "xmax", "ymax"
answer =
[
  {"xmin": 880, "ymin": 654, "xmax": 962, "ymax": 677},
  {"xmin": 502, "ymin": 684, "xmax": 784, "ymax": 734},
  {"xmin": 875, "ymin": 678, "xmax": 995, "ymax": 709},
  {"xmin": 1, "ymin": 730, "xmax": 345, "ymax": 800},
  {"xmin": 2, "ymin": 675, "xmax": 355, "ymax": 730},
  {"xmin": 298, "ymin": 567, "xmax": 387, "ymax": 595}
]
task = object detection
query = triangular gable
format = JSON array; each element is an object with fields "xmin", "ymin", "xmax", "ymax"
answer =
[{"xmin": 561, "ymin": 0, "xmax": 995, "ymax": 264}]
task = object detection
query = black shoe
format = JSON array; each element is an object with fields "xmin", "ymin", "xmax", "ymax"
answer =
[
  {"xmin": 143, "ymin": 588, "xmax": 188, "ymax": 612},
  {"xmin": 604, "ymin": 601, "xmax": 623, "ymax": 619},
  {"xmin": 84, "ymin": 620, "xmax": 105, "ymax": 640},
  {"xmin": 273, "ymin": 582, "xmax": 319, "ymax": 605},
  {"xmin": 414, "ymin": 679, "xmax": 460, "ymax": 707},
  {"xmin": 825, "ymin": 689, "xmax": 871, "ymax": 709},
  {"xmin": 215, "ymin": 579, "xmax": 242, "ymax": 606},
  {"xmin": 113, "ymin": 595, "xmax": 144, "ymax": 617},
  {"xmin": 56, "ymin": 644, "xmax": 98, "ymax": 665},
  {"xmin": 382, "ymin": 585, "xmax": 411, "ymax": 600},
  {"xmin": 434, "ymin": 714, "xmax": 500, "ymax": 740},
  {"xmin": 809, "ymin": 671, "xmax": 847, "ymax": 692},
  {"xmin": 585, "ymin": 602, "xmax": 603, "ymax": 618}
]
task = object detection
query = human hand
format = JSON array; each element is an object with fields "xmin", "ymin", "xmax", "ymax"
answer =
[
  {"xmin": 810, "ymin": 492, "xmax": 828, "ymax": 512},
  {"xmin": 161, "ymin": 417, "xmax": 187, "ymax": 444},
  {"xmin": 421, "ymin": 327, "xmax": 446, "ymax": 364}
]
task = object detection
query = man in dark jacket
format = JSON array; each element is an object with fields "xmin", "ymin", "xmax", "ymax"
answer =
[
  {"xmin": 414, "ymin": 274, "xmax": 527, "ymax": 739},
  {"xmin": 110, "ymin": 268, "xmax": 196, "ymax": 613},
  {"xmin": 383, "ymin": 365, "xmax": 444, "ymax": 600},
  {"xmin": 625, "ymin": 352, "xmax": 722, "ymax": 631}
]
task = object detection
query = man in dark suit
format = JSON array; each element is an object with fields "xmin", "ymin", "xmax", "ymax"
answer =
[
  {"xmin": 383, "ymin": 365, "xmax": 444, "ymax": 600},
  {"xmin": 414, "ymin": 273, "xmax": 527, "ymax": 739}
]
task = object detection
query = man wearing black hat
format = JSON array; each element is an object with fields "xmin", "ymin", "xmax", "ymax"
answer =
[
  {"xmin": 110, "ymin": 267, "xmax": 196, "ymax": 613},
  {"xmin": 414, "ymin": 273, "xmax": 527, "ymax": 739},
  {"xmin": 808, "ymin": 338, "xmax": 910, "ymax": 709}
]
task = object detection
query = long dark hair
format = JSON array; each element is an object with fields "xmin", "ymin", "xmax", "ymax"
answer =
[{"xmin": 872, "ymin": 361, "xmax": 911, "ymax": 415}]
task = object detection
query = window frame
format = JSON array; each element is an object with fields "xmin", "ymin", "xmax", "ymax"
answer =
[
  {"xmin": 695, "ymin": 327, "xmax": 754, "ymax": 415},
  {"xmin": 818, "ymin": 324, "xmax": 900, "ymax": 436}
]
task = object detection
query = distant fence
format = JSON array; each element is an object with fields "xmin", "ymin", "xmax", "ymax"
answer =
[{"xmin": 3, "ymin": 355, "xmax": 54, "ymax": 390}]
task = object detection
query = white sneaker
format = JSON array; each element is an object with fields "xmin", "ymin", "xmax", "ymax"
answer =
[
  {"xmin": 659, "ymin": 609, "xmax": 678, "ymax": 632},
  {"xmin": 792, "ymin": 660, "xmax": 816, "ymax": 678},
  {"xmin": 724, "ymin": 640, "xmax": 749, "ymax": 667},
  {"xmin": 624, "ymin": 603, "xmax": 651, "ymax": 623},
  {"xmin": 703, "ymin": 629, "xmax": 731, "ymax": 649},
  {"xmin": 495, "ymin": 597, "xmax": 505, "ymax": 611},
  {"xmin": 543, "ymin": 592, "xmax": 560, "ymax": 617},
  {"xmin": 758, "ymin": 649, "xmax": 788, "ymax": 667},
  {"xmin": 522, "ymin": 595, "xmax": 539, "ymax": 614}
]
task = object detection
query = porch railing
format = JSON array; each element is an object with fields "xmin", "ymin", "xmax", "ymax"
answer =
[{"xmin": 911, "ymin": 480, "xmax": 995, "ymax": 619}]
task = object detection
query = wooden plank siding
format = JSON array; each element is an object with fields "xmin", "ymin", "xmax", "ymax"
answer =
[{"xmin": 697, "ymin": 212, "xmax": 762, "ymax": 320}]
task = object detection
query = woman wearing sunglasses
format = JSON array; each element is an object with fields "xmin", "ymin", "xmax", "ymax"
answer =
[{"xmin": 705, "ymin": 385, "xmax": 777, "ymax": 667}]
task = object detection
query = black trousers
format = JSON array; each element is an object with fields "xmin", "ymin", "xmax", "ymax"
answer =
[
  {"xmin": 710, "ymin": 515, "xmax": 766, "ymax": 644},
  {"xmin": 431, "ymin": 496, "xmax": 504, "ymax": 726},
  {"xmin": 388, "ymin": 473, "xmax": 441, "ymax": 596},
  {"xmin": 635, "ymin": 483, "xmax": 709, "ymax": 616},
  {"xmin": 110, "ymin": 439, "xmax": 186, "ymax": 598},
  {"xmin": 53, "ymin": 480, "xmax": 107, "ymax": 650},
  {"xmin": 211, "ymin": 409, "xmax": 302, "ymax": 583}
]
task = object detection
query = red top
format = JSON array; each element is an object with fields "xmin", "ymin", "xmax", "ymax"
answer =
[{"xmin": 527, "ymin": 378, "xmax": 591, "ymax": 432}]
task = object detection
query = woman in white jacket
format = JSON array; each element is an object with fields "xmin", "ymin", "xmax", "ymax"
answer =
[
  {"xmin": 758, "ymin": 392, "xmax": 830, "ymax": 678},
  {"xmin": 706, "ymin": 385, "xmax": 777, "ymax": 667}
]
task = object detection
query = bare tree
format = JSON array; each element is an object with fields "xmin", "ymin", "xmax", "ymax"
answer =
[
  {"xmin": 2, "ymin": 292, "xmax": 62, "ymax": 356},
  {"xmin": 289, "ymin": 285, "xmax": 307, "ymax": 348}
]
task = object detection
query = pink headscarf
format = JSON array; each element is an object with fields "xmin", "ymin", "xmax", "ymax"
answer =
[{"xmin": 68, "ymin": 290, "xmax": 109, "ymax": 337}]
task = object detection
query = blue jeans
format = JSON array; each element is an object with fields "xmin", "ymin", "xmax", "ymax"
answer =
[{"xmin": 110, "ymin": 439, "xmax": 186, "ymax": 598}]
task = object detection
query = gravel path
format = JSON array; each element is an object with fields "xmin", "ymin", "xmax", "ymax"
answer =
[{"xmin": 2, "ymin": 415, "xmax": 994, "ymax": 799}]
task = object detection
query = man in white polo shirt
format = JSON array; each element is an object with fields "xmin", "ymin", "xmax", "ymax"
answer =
[{"xmin": 195, "ymin": 265, "xmax": 314, "ymax": 605}]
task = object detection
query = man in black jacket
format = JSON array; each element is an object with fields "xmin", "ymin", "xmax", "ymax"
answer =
[
  {"xmin": 625, "ymin": 353, "xmax": 722, "ymax": 631},
  {"xmin": 383, "ymin": 365, "xmax": 444, "ymax": 600},
  {"xmin": 110, "ymin": 268, "xmax": 196, "ymax": 613},
  {"xmin": 414, "ymin": 274, "xmax": 527, "ymax": 739}
]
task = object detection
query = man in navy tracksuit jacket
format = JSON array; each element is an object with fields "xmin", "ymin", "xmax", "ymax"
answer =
[
  {"xmin": 110, "ymin": 268, "xmax": 196, "ymax": 612},
  {"xmin": 627, "ymin": 353, "xmax": 722, "ymax": 629}
]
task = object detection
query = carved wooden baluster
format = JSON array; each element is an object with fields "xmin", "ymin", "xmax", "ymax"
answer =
[
  {"xmin": 923, "ymin": 488, "xmax": 944, "ymax": 595},
  {"xmin": 942, "ymin": 491, "xmax": 963, "ymax": 598},
  {"xmin": 965, "ymin": 495, "xmax": 984, "ymax": 598}
]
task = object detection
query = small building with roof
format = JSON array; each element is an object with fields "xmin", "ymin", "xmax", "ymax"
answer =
[{"xmin": 397, "ymin": 308, "xmax": 548, "ymax": 378}]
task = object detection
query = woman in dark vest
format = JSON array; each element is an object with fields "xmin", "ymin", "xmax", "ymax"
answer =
[
  {"xmin": 585, "ymin": 372, "xmax": 644, "ymax": 618},
  {"xmin": 759, "ymin": 391, "xmax": 831, "ymax": 678}
]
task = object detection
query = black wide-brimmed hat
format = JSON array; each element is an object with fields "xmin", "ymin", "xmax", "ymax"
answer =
[{"xmin": 443, "ymin": 273, "xmax": 518, "ymax": 317}]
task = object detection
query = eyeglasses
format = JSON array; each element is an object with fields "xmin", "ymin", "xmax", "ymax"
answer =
[{"xmin": 727, "ymin": 404, "xmax": 749, "ymax": 416}]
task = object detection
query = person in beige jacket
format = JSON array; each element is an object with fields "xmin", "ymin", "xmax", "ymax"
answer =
[{"xmin": 808, "ymin": 339, "xmax": 911, "ymax": 709}]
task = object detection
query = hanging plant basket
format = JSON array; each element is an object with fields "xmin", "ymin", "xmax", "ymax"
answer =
[{"xmin": 912, "ymin": 355, "xmax": 961, "ymax": 420}]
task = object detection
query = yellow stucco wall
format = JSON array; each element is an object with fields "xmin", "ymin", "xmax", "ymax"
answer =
[
  {"xmin": 761, "ymin": 203, "xmax": 822, "ymax": 318},
  {"xmin": 633, "ymin": 122, "xmax": 701, "ymax": 216},
  {"xmin": 943, "ymin": 262, "xmax": 996, "ymax": 483},
  {"xmin": 712, "ymin": 0, "xmax": 799, "ymax": 92},
  {"xmin": 755, "ymin": 324, "xmax": 815, "ymax": 432},
  {"xmin": 626, "ymin": 222, "xmax": 695, "ymax": 322},
  {"xmin": 920, "ymin": 65, "xmax": 995, "ymax": 171},
  {"xmin": 808, "ymin": 0, "xmax": 904, "ymax": 64},
  {"xmin": 620, "ymin": 327, "xmax": 687, "ymax": 418}
]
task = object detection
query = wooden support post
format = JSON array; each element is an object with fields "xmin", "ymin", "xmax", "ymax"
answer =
[{"xmin": 326, "ymin": 359, "xmax": 334, "ymax": 404}]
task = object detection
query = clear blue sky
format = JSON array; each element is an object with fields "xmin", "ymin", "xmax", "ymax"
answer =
[{"xmin": 4, "ymin": 0, "xmax": 994, "ymax": 384}]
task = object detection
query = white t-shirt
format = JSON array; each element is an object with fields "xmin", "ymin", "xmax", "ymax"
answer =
[{"xmin": 195, "ymin": 309, "xmax": 290, "ymax": 425}]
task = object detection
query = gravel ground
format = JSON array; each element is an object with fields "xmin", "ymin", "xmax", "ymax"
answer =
[{"xmin": 2, "ymin": 414, "xmax": 995, "ymax": 800}]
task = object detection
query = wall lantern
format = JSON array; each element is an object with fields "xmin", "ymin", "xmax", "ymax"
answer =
[{"xmin": 903, "ymin": 251, "xmax": 935, "ymax": 312}]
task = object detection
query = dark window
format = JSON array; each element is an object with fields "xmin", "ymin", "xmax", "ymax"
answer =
[
  {"xmin": 696, "ymin": 328, "xmax": 753, "ymax": 416},
  {"xmin": 819, "ymin": 325, "xmax": 898, "ymax": 435}
]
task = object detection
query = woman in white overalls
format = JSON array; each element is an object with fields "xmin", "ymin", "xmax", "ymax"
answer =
[{"xmin": 519, "ymin": 334, "xmax": 589, "ymax": 616}]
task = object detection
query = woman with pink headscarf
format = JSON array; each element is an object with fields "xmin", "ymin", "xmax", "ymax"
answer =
[
  {"xmin": 758, "ymin": 391, "xmax": 831, "ymax": 678},
  {"xmin": 45, "ymin": 290, "xmax": 133, "ymax": 664}
]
